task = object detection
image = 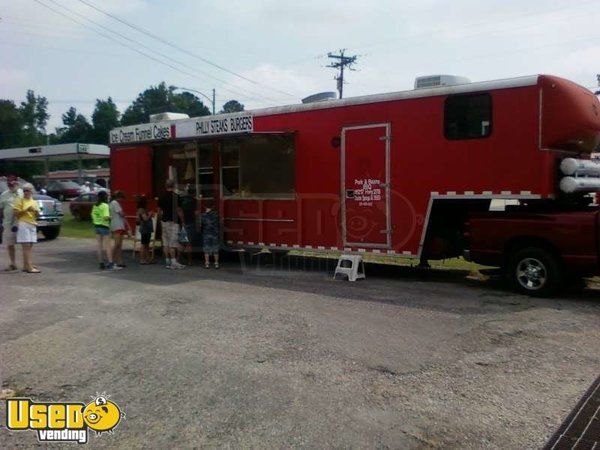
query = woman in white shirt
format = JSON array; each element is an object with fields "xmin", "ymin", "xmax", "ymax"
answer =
[{"xmin": 109, "ymin": 191, "xmax": 131, "ymax": 268}]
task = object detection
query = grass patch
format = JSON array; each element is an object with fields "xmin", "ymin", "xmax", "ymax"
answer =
[
  {"xmin": 291, "ymin": 249, "xmax": 487, "ymax": 272},
  {"xmin": 60, "ymin": 216, "xmax": 95, "ymax": 239}
]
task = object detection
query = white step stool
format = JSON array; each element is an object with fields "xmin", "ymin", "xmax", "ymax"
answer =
[{"xmin": 333, "ymin": 254, "xmax": 366, "ymax": 282}]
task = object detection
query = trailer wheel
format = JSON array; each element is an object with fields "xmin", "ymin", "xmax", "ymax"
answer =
[{"xmin": 506, "ymin": 247, "xmax": 561, "ymax": 297}]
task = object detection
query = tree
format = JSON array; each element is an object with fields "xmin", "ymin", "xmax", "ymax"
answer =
[
  {"xmin": 0, "ymin": 100, "xmax": 23, "ymax": 148},
  {"xmin": 121, "ymin": 82, "xmax": 210, "ymax": 125},
  {"xmin": 19, "ymin": 90, "xmax": 49, "ymax": 145},
  {"xmin": 172, "ymin": 91, "xmax": 211, "ymax": 118},
  {"xmin": 56, "ymin": 107, "xmax": 93, "ymax": 143},
  {"xmin": 221, "ymin": 100, "xmax": 244, "ymax": 113},
  {"xmin": 91, "ymin": 97, "xmax": 120, "ymax": 144}
]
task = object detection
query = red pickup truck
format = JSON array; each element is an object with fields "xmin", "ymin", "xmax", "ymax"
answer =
[{"xmin": 465, "ymin": 203, "xmax": 599, "ymax": 296}]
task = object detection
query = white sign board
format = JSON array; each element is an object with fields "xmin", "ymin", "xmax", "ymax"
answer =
[
  {"xmin": 176, "ymin": 113, "xmax": 253, "ymax": 138},
  {"xmin": 109, "ymin": 122, "xmax": 173, "ymax": 144}
]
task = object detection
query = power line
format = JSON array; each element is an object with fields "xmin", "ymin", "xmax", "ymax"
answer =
[
  {"xmin": 31, "ymin": 0, "xmax": 281, "ymax": 105},
  {"xmin": 45, "ymin": 0, "xmax": 199, "ymax": 74},
  {"xmin": 43, "ymin": 0, "xmax": 280, "ymax": 104},
  {"xmin": 31, "ymin": 1, "xmax": 200, "ymax": 79},
  {"xmin": 351, "ymin": 0, "xmax": 598, "ymax": 54},
  {"xmin": 75, "ymin": 0, "xmax": 297, "ymax": 98}
]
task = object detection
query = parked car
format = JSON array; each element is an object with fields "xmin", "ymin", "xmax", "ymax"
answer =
[
  {"xmin": 45, "ymin": 180, "xmax": 82, "ymax": 200},
  {"xmin": 69, "ymin": 193, "xmax": 98, "ymax": 220},
  {"xmin": 91, "ymin": 183, "xmax": 108, "ymax": 193},
  {"xmin": 0, "ymin": 176, "xmax": 63, "ymax": 240}
]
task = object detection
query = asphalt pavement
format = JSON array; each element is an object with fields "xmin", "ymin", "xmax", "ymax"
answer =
[{"xmin": 0, "ymin": 238, "xmax": 599, "ymax": 449}]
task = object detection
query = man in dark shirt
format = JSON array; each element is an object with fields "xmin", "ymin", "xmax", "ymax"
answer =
[
  {"xmin": 179, "ymin": 185, "xmax": 197, "ymax": 266},
  {"xmin": 157, "ymin": 179, "xmax": 184, "ymax": 269}
]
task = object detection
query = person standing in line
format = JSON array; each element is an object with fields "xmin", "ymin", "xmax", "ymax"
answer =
[
  {"xmin": 0, "ymin": 176, "xmax": 23, "ymax": 271},
  {"xmin": 13, "ymin": 183, "xmax": 40, "ymax": 273},
  {"xmin": 157, "ymin": 179, "xmax": 185, "ymax": 270},
  {"xmin": 179, "ymin": 185, "xmax": 197, "ymax": 266},
  {"xmin": 91, "ymin": 190, "xmax": 118, "ymax": 270},
  {"xmin": 109, "ymin": 190, "xmax": 131, "ymax": 268},
  {"xmin": 200, "ymin": 201, "xmax": 220, "ymax": 269},
  {"xmin": 136, "ymin": 195, "xmax": 154, "ymax": 264}
]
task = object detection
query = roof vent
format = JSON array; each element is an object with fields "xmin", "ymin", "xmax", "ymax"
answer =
[
  {"xmin": 302, "ymin": 92, "xmax": 337, "ymax": 104},
  {"xmin": 414, "ymin": 75, "xmax": 471, "ymax": 89},
  {"xmin": 149, "ymin": 112, "xmax": 190, "ymax": 122}
]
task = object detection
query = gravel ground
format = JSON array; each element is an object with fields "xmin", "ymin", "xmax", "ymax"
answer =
[{"xmin": 0, "ymin": 237, "xmax": 598, "ymax": 449}]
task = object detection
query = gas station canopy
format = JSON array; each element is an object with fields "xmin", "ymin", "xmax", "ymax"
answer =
[{"xmin": 0, "ymin": 143, "xmax": 109, "ymax": 162}]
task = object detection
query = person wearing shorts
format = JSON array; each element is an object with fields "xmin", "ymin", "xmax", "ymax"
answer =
[
  {"xmin": 109, "ymin": 191, "xmax": 131, "ymax": 268},
  {"xmin": 0, "ymin": 175, "xmax": 22, "ymax": 271},
  {"xmin": 200, "ymin": 201, "xmax": 220, "ymax": 269},
  {"xmin": 136, "ymin": 195, "xmax": 154, "ymax": 264},
  {"xmin": 91, "ymin": 190, "xmax": 118, "ymax": 270},
  {"xmin": 13, "ymin": 183, "xmax": 40, "ymax": 273},
  {"xmin": 158, "ymin": 179, "xmax": 184, "ymax": 270}
]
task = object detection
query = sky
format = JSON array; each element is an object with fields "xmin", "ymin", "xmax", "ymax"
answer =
[{"xmin": 2, "ymin": 0, "xmax": 600, "ymax": 131}]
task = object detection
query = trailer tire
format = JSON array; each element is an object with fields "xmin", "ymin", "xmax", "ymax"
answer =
[{"xmin": 506, "ymin": 247, "xmax": 561, "ymax": 297}]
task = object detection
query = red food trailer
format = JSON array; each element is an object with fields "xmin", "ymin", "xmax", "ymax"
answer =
[{"xmin": 110, "ymin": 74, "xmax": 600, "ymax": 294}]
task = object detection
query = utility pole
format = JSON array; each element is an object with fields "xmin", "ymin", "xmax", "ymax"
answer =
[{"xmin": 327, "ymin": 49, "xmax": 358, "ymax": 99}]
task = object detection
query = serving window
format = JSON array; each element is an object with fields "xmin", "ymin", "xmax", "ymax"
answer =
[
  {"xmin": 221, "ymin": 134, "xmax": 295, "ymax": 199},
  {"xmin": 153, "ymin": 143, "xmax": 198, "ymax": 196},
  {"xmin": 197, "ymin": 143, "xmax": 215, "ymax": 199}
]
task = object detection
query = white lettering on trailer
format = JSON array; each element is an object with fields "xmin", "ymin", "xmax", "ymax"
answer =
[
  {"xmin": 109, "ymin": 122, "xmax": 172, "ymax": 144},
  {"xmin": 178, "ymin": 113, "xmax": 253, "ymax": 138},
  {"xmin": 110, "ymin": 113, "xmax": 253, "ymax": 143},
  {"xmin": 353, "ymin": 178, "xmax": 382, "ymax": 206}
]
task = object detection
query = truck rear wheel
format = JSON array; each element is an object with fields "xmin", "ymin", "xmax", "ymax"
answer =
[
  {"xmin": 41, "ymin": 227, "xmax": 60, "ymax": 240},
  {"xmin": 506, "ymin": 247, "xmax": 561, "ymax": 297}
]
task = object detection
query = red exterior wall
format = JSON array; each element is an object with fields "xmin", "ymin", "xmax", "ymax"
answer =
[
  {"xmin": 110, "ymin": 76, "xmax": 600, "ymax": 256},
  {"xmin": 110, "ymin": 145, "xmax": 153, "ymax": 226},
  {"xmin": 223, "ymin": 83, "xmax": 551, "ymax": 254}
]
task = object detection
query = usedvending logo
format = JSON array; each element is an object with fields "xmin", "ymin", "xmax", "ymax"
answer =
[{"xmin": 6, "ymin": 393, "xmax": 124, "ymax": 444}]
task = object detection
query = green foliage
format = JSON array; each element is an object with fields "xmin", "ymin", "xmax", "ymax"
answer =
[
  {"xmin": 0, "ymin": 91, "xmax": 50, "ymax": 178},
  {"xmin": 56, "ymin": 107, "xmax": 93, "ymax": 143},
  {"xmin": 0, "ymin": 90, "xmax": 50, "ymax": 150},
  {"xmin": 20, "ymin": 90, "xmax": 49, "ymax": 133},
  {"xmin": 91, "ymin": 97, "xmax": 120, "ymax": 144},
  {"xmin": 172, "ymin": 91, "xmax": 211, "ymax": 117},
  {"xmin": 0, "ymin": 161, "xmax": 45, "ymax": 180},
  {"xmin": 121, "ymin": 82, "xmax": 210, "ymax": 125},
  {"xmin": 221, "ymin": 100, "xmax": 244, "ymax": 113},
  {"xmin": 0, "ymin": 100, "xmax": 23, "ymax": 148}
]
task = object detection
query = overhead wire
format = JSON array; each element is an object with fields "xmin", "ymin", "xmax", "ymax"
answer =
[
  {"xmin": 75, "ymin": 0, "xmax": 297, "ymax": 98},
  {"xmin": 0, "ymin": 37, "xmax": 140, "ymax": 59},
  {"xmin": 350, "ymin": 0, "xmax": 598, "ymax": 54},
  {"xmin": 40, "ymin": 0, "xmax": 284, "ymax": 105}
]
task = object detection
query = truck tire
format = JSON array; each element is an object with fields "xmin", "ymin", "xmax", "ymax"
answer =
[
  {"xmin": 41, "ymin": 227, "xmax": 60, "ymax": 240},
  {"xmin": 506, "ymin": 247, "xmax": 561, "ymax": 297}
]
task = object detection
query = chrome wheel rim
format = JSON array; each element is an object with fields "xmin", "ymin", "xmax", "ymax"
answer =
[{"xmin": 516, "ymin": 257, "xmax": 547, "ymax": 291}]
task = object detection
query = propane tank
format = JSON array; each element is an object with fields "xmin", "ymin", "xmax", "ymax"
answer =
[
  {"xmin": 560, "ymin": 158, "xmax": 600, "ymax": 177},
  {"xmin": 559, "ymin": 176, "xmax": 600, "ymax": 193}
]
